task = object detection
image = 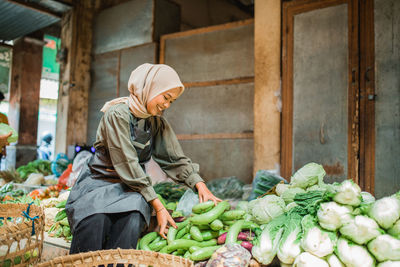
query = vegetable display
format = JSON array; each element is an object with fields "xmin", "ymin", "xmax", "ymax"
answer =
[{"xmin": 141, "ymin": 162, "xmax": 400, "ymax": 266}]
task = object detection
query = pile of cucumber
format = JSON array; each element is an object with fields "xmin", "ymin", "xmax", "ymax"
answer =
[{"xmin": 137, "ymin": 201, "xmax": 261, "ymax": 262}]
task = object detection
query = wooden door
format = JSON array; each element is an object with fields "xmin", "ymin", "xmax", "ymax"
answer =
[{"xmin": 282, "ymin": 0, "xmax": 361, "ymax": 185}]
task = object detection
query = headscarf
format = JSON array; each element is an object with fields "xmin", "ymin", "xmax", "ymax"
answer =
[{"xmin": 100, "ymin": 63, "xmax": 184, "ymax": 118}]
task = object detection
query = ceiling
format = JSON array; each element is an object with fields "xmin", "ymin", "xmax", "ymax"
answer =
[{"xmin": 0, "ymin": 0, "xmax": 71, "ymax": 41}]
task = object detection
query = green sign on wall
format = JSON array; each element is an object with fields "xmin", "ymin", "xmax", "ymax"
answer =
[
  {"xmin": 0, "ymin": 46, "xmax": 11, "ymax": 96},
  {"xmin": 42, "ymin": 34, "xmax": 60, "ymax": 81}
]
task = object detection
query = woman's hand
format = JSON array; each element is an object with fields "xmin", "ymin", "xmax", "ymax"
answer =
[
  {"xmin": 196, "ymin": 182, "xmax": 222, "ymax": 205},
  {"xmin": 150, "ymin": 198, "xmax": 177, "ymax": 239}
]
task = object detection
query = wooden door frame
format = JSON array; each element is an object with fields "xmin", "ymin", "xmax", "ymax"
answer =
[{"xmin": 281, "ymin": 0, "xmax": 361, "ymax": 184}]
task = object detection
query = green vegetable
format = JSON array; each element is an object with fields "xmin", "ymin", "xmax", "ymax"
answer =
[
  {"xmin": 167, "ymin": 227, "xmax": 178, "ymax": 244},
  {"xmin": 190, "ymin": 226, "xmax": 203, "ymax": 241},
  {"xmin": 55, "ymin": 210, "xmax": 67, "ymax": 222},
  {"xmin": 201, "ymin": 231, "xmax": 219, "ymax": 241},
  {"xmin": 249, "ymin": 195, "xmax": 285, "ymax": 224},
  {"xmin": 176, "ymin": 225, "xmax": 189, "ymax": 239},
  {"xmin": 59, "ymin": 217, "xmax": 69, "ymax": 226},
  {"xmin": 190, "ymin": 201, "xmax": 230, "ymax": 225},
  {"xmin": 148, "ymin": 240, "xmax": 167, "ymax": 252},
  {"xmin": 219, "ymin": 210, "xmax": 245, "ymax": 221},
  {"xmin": 189, "ymin": 246, "xmax": 201, "ymax": 253},
  {"xmin": 164, "ymin": 239, "xmax": 217, "ymax": 254},
  {"xmin": 182, "ymin": 233, "xmax": 191, "ymax": 240},
  {"xmin": 225, "ymin": 220, "xmax": 244, "ymax": 244},
  {"xmin": 190, "ymin": 246, "xmax": 221, "ymax": 261},
  {"xmin": 176, "ymin": 219, "xmax": 190, "ymax": 231},
  {"xmin": 63, "ymin": 226, "xmax": 71, "ymax": 237},
  {"xmin": 210, "ymin": 219, "xmax": 223, "ymax": 231},
  {"xmin": 0, "ymin": 123, "xmax": 18, "ymax": 143},
  {"xmin": 139, "ymin": 232, "xmax": 159, "ymax": 251},
  {"xmin": 56, "ymin": 200, "xmax": 67, "ymax": 209},
  {"xmin": 166, "ymin": 202, "xmax": 177, "ymax": 211},
  {"xmin": 55, "ymin": 225, "xmax": 63, "ymax": 237},
  {"xmin": 154, "ymin": 182, "xmax": 186, "ymax": 202},
  {"xmin": 183, "ymin": 251, "xmax": 191, "ymax": 259},
  {"xmin": 192, "ymin": 201, "xmax": 215, "ymax": 214},
  {"xmin": 290, "ymin": 162, "xmax": 326, "ymax": 189},
  {"xmin": 171, "ymin": 210, "xmax": 183, "ymax": 218},
  {"xmin": 13, "ymin": 256, "xmax": 21, "ymax": 265}
]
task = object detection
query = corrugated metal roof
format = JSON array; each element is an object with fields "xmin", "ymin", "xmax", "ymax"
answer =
[{"xmin": 0, "ymin": 0, "xmax": 60, "ymax": 41}]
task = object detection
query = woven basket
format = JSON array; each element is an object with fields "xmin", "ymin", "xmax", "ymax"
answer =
[
  {"xmin": 38, "ymin": 249, "xmax": 194, "ymax": 267},
  {"xmin": 0, "ymin": 203, "xmax": 45, "ymax": 267}
]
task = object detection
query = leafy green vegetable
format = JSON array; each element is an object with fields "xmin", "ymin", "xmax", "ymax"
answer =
[
  {"xmin": 0, "ymin": 123, "xmax": 18, "ymax": 143},
  {"xmin": 290, "ymin": 162, "xmax": 326, "ymax": 189}
]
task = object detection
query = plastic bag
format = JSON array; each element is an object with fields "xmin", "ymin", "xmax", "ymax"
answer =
[
  {"xmin": 206, "ymin": 243, "xmax": 252, "ymax": 267},
  {"xmin": 247, "ymin": 170, "xmax": 287, "ymax": 201},
  {"xmin": 206, "ymin": 176, "xmax": 244, "ymax": 199},
  {"xmin": 176, "ymin": 189, "xmax": 199, "ymax": 216}
]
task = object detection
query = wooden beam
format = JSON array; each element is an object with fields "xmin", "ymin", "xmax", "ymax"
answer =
[
  {"xmin": 254, "ymin": 0, "xmax": 281, "ymax": 177},
  {"xmin": 55, "ymin": 1, "xmax": 94, "ymax": 154},
  {"xmin": 177, "ymin": 133, "xmax": 253, "ymax": 141},
  {"xmin": 183, "ymin": 77, "xmax": 254, "ymax": 88}
]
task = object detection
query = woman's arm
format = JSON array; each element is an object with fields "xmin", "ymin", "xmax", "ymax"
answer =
[{"xmin": 150, "ymin": 198, "xmax": 177, "ymax": 238}]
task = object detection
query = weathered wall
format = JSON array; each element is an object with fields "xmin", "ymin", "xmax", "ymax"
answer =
[
  {"xmin": 374, "ymin": 0, "xmax": 400, "ymax": 198},
  {"xmin": 161, "ymin": 20, "xmax": 254, "ymax": 183},
  {"xmin": 253, "ymin": 0, "xmax": 281, "ymax": 175}
]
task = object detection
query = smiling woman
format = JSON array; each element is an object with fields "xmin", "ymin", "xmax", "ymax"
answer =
[{"xmin": 65, "ymin": 63, "xmax": 221, "ymax": 254}]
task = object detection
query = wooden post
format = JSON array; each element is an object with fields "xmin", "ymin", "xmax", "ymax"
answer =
[
  {"xmin": 55, "ymin": 1, "xmax": 94, "ymax": 155},
  {"xmin": 8, "ymin": 33, "xmax": 43, "ymax": 166},
  {"xmin": 254, "ymin": 0, "xmax": 281, "ymax": 175}
]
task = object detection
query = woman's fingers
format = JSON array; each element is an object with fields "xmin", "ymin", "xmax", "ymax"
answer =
[
  {"xmin": 159, "ymin": 223, "xmax": 167, "ymax": 239},
  {"xmin": 168, "ymin": 216, "xmax": 177, "ymax": 229}
]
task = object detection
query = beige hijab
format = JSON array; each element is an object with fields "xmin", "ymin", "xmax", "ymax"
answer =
[{"xmin": 100, "ymin": 63, "xmax": 184, "ymax": 118}]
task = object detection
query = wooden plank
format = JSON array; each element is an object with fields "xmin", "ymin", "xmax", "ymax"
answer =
[
  {"xmin": 183, "ymin": 77, "xmax": 254, "ymax": 88},
  {"xmin": 254, "ymin": 0, "xmax": 281, "ymax": 176},
  {"xmin": 177, "ymin": 133, "xmax": 253, "ymax": 140},
  {"xmin": 359, "ymin": 0, "xmax": 375, "ymax": 194}
]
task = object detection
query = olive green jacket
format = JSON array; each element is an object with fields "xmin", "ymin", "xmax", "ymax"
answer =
[{"xmin": 93, "ymin": 103, "xmax": 204, "ymax": 202}]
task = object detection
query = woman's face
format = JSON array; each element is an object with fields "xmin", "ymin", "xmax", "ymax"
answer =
[{"xmin": 146, "ymin": 87, "xmax": 182, "ymax": 116}]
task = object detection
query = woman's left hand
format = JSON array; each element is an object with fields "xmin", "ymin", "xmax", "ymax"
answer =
[{"xmin": 195, "ymin": 182, "xmax": 222, "ymax": 205}]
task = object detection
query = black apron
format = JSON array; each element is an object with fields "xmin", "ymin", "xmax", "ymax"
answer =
[{"xmin": 66, "ymin": 118, "xmax": 153, "ymax": 234}]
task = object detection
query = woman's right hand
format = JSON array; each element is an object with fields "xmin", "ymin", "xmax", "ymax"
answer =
[{"xmin": 150, "ymin": 198, "xmax": 177, "ymax": 239}]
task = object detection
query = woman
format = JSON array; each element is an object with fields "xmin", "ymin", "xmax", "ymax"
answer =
[{"xmin": 66, "ymin": 63, "xmax": 221, "ymax": 254}]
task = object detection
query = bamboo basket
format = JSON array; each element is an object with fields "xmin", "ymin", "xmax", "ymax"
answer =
[
  {"xmin": 38, "ymin": 248, "xmax": 194, "ymax": 267},
  {"xmin": 0, "ymin": 203, "xmax": 45, "ymax": 267}
]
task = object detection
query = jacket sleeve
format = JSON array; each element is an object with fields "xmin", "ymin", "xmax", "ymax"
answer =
[
  {"xmin": 103, "ymin": 109, "xmax": 157, "ymax": 202},
  {"xmin": 151, "ymin": 117, "xmax": 204, "ymax": 190}
]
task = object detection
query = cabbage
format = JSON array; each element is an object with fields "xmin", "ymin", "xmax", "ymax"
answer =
[
  {"xmin": 339, "ymin": 215, "xmax": 382, "ymax": 245},
  {"xmin": 280, "ymin": 263, "xmax": 292, "ymax": 267},
  {"xmin": 377, "ymin": 261, "xmax": 400, "ymax": 267},
  {"xmin": 285, "ymin": 202, "xmax": 298, "ymax": 212},
  {"xmin": 333, "ymin": 180, "xmax": 362, "ymax": 206},
  {"xmin": 252, "ymin": 216, "xmax": 285, "ymax": 265},
  {"xmin": 281, "ymin": 187, "xmax": 306, "ymax": 204},
  {"xmin": 388, "ymin": 219, "xmax": 400, "ymax": 239},
  {"xmin": 300, "ymin": 215, "xmax": 336, "ymax": 258},
  {"xmin": 327, "ymin": 254, "xmax": 345, "ymax": 267},
  {"xmin": 277, "ymin": 213, "xmax": 302, "ymax": 264},
  {"xmin": 290, "ymin": 163, "xmax": 326, "ymax": 189},
  {"xmin": 293, "ymin": 252, "xmax": 329, "ymax": 267},
  {"xmin": 317, "ymin": 201, "xmax": 353, "ymax": 231},
  {"xmin": 0, "ymin": 123, "xmax": 18, "ymax": 143},
  {"xmin": 368, "ymin": 234, "xmax": 400, "ymax": 261},
  {"xmin": 336, "ymin": 237, "xmax": 375, "ymax": 267},
  {"xmin": 276, "ymin": 183, "xmax": 289, "ymax": 196},
  {"xmin": 235, "ymin": 201, "xmax": 249, "ymax": 212},
  {"xmin": 369, "ymin": 196, "xmax": 400, "ymax": 229},
  {"xmin": 249, "ymin": 195, "xmax": 285, "ymax": 224},
  {"xmin": 361, "ymin": 191, "xmax": 375, "ymax": 204}
]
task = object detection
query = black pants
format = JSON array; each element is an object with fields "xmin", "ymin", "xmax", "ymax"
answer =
[{"xmin": 70, "ymin": 211, "xmax": 146, "ymax": 254}]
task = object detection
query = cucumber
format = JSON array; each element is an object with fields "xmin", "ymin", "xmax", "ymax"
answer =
[
  {"xmin": 223, "ymin": 220, "xmax": 235, "ymax": 226},
  {"xmin": 226, "ymin": 220, "xmax": 244, "ymax": 244},
  {"xmin": 182, "ymin": 233, "xmax": 191, "ymax": 240},
  {"xmin": 190, "ymin": 201, "xmax": 230, "ymax": 225},
  {"xmin": 166, "ymin": 202, "xmax": 177, "ymax": 211},
  {"xmin": 219, "ymin": 210, "xmax": 245, "ymax": 221},
  {"xmin": 150, "ymin": 236, "xmax": 162, "ymax": 245},
  {"xmin": 167, "ymin": 227, "xmax": 178, "ymax": 244},
  {"xmin": 210, "ymin": 219, "xmax": 223, "ymax": 231},
  {"xmin": 176, "ymin": 219, "xmax": 190, "ymax": 231},
  {"xmin": 190, "ymin": 246, "xmax": 221, "ymax": 261},
  {"xmin": 183, "ymin": 251, "xmax": 191, "ymax": 259},
  {"xmin": 148, "ymin": 240, "xmax": 167, "ymax": 251},
  {"xmin": 176, "ymin": 249, "xmax": 186, "ymax": 255},
  {"xmin": 197, "ymin": 224, "xmax": 211, "ymax": 230},
  {"xmin": 192, "ymin": 201, "xmax": 215, "ymax": 214},
  {"xmin": 242, "ymin": 221, "xmax": 260, "ymax": 231},
  {"xmin": 189, "ymin": 246, "xmax": 201, "ymax": 253},
  {"xmin": 176, "ymin": 225, "xmax": 189, "ymax": 239},
  {"xmin": 139, "ymin": 232, "xmax": 159, "ymax": 251},
  {"xmin": 201, "ymin": 231, "xmax": 219, "ymax": 241},
  {"xmin": 190, "ymin": 226, "xmax": 203, "ymax": 242},
  {"xmin": 164, "ymin": 239, "xmax": 217, "ymax": 253}
]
